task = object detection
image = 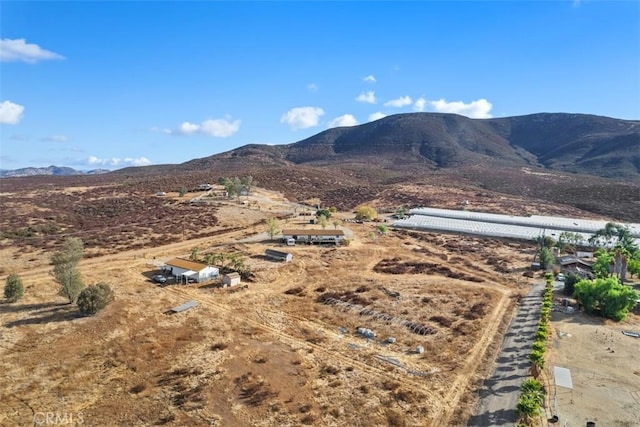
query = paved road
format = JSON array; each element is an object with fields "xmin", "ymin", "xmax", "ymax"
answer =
[{"xmin": 467, "ymin": 281, "xmax": 545, "ymax": 427}]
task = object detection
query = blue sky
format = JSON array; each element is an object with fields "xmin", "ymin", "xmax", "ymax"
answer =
[{"xmin": 1, "ymin": 0, "xmax": 639, "ymax": 170}]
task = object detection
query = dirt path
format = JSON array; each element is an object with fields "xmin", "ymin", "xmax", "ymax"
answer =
[
  {"xmin": 466, "ymin": 281, "xmax": 544, "ymax": 427},
  {"xmin": 435, "ymin": 286, "xmax": 513, "ymax": 426}
]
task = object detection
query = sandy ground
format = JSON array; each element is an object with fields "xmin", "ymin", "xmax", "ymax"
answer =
[
  {"xmin": 545, "ymin": 302, "xmax": 640, "ymax": 427},
  {"xmin": 0, "ymin": 185, "xmax": 542, "ymax": 427}
]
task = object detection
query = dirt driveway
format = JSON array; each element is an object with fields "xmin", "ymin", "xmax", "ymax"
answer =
[{"xmin": 467, "ymin": 282, "xmax": 545, "ymax": 426}]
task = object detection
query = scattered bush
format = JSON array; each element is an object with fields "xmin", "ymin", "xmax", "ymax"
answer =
[
  {"xmin": 4, "ymin": 273, "xmax": 24, "ymax": 303},
  {"xmin": 211, "ymin": 342, "xmax": 228, "ymax": 351},
  {"xmin": 77, "ymin": 282, "xmax": 114, "ymax": 316}
]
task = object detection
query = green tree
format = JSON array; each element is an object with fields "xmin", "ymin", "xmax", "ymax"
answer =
[
  {"xmin": 535, "ymin": 235, "xmax": 556, "ymax": 249},
  {"xmin": 628, "ymin": 258, "xmax": 640, "ymax": 278},
  {"xmin": 232, "ymin": 177, "xmax": 242, "ymax": 199},
  {"xmin": 377, "ymin": 224, "xmax": 388, "ymax": 235},
  {"xmin": 316, "ymin": 208, "xmax": 332, "ymax": 219},
  {"xmin": 592, "ymin": 249, "xmax": 613, "ymax": 279},
  {"xmin": 529, "ymin": 349, "xmax": 545, "ymax": 377},
  {"xmin": 517, "ymin": 393, "xmax": 542, "ymax": 423},
  {"xmin": 190, "ymin": 247, "xmax": 199, "ymax": 261},
  {"xmin": 241, "ymin": 176, "xmax": 254, "ymax": 195},
  {"xmin": 520, "ymin": 378, "xmax": 544, "ymax": 404},
  {"xmin": 317, "ymin": 215, "xmax": 329, "ymax": 230},
  {"xmin": 223, "ymin": 177, "xmax": 238, "ymax": 199},
  {"xmin": 557, "ymin": 231, "xmax": 582, "ymax": 253},
  {"xmin": 266, "ymin": 217, "xmax": 281, "ymax": 240},
  {"xmin": 355, "ymin": 206, "xmax": 377, "ymax": 221},
  {"xmin": 77, "ymin": 283, "xmax": 114, "ymax": 316},
  {"xmin": 4, "ymin": 273, "xmax": 24, "ymax": 303},
  {"xmin": 332, "ymin": 219, "xmax": 342, "ymax": 230},
  {"xmin": 51, "ymin": 237, "xmax": 85, "ymax": 304},
  {"xmin": 563, "ymin": 273, "xmax": 580, "ymax": 296},
  {"xmin": 590, "ymin": 223, "xmax": 639, "ymax": 259},
  {"xmin": 178, "ymin": 186, "xmax": 188, "ymax": 197},
  {"xmin": 538, "ymin": 247, "xmax": 554, "ymax": 270},
  {"xmin": 574, "ymin": 277, "xmax": 638, "ymax": 321}
]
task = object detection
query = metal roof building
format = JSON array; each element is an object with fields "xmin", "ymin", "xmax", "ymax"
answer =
[{"xmin": 393, "ymin": 208, "xmax": 640, "ymax": 246}]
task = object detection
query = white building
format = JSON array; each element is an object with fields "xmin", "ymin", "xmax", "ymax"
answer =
[
  {"xmin": 165, "ymin": 258, "xmax": 219, "ymax": 284},
  {"xmin": 282, "ymin": 229, "xmax": 345, "ymax": 245},
  {"xmin": 222, "ymin": 272, "xmax": 241, "ymax": 287}
]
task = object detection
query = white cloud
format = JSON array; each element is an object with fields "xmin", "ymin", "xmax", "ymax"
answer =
[
  {"xmin": 429, "ymin": 98, "xmax": 493, "ymax": 118},
  {"xmin": 363, "ymin": 75, "xmax": 376, "ymax": 83},
  {"xmin": 0, "ymin": 38, "xmax": 65, "ymax": 63},
  {"xmin": 88, "ymin": 156, "xmax": 152, "ymax": 167},
  {"xmin": 572, "ymin": 0, "xmax": 582, "ymax": 8},
  {"xmin": 0, "ymin": 100, "xmax": 25, "ymax": 124},
  {"xmin": 307, "ymin": 83, "xmax": 319, "ymax": 92},
  {"xmin": 43, "ymin": 135, "xmax": 69, "ymax": 142},
  {"xmin": 355, "ymin": 91, "xmax": 376, "ymax": 104},
  {"xmin": 327, "ymin": 114, "xmax": 359, "ymax": 128},
  {"xmin": 384, "ymin": 96, "xmax": 412, "ymax": 108},
  {"xmin": 10, "ymin": 134, "xmax": 29, "ymax": 141},
  {"xmin": 154, "ymin": 116, "xmax": 241, "ymax": 137},
  {"xmin": 414, "ymin": 97, "xmax": 426, "ymax": 112},
  {"xmin": 280, "ymin": 106, "xmax": 325, "ymax": 130},
  {"xmin": 150, "ymin": 126, "xmax": 171, "ymax": 135},
  {"xmin": 179, "ymin": 122, "xmax": 200, "ymax": 135},
  {"xmin": 368, "ymin": 112, "xmax": 387, "ymax": 122},
  {"xmin": 200, "ymin": 118, "xmax": 241, "ymax": 137}
]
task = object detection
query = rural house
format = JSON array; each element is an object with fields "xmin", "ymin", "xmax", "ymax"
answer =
[
  {"xmin": 282, "ymin": 229, "xmax": 345, "ymax": 245},
  {"xmin": 265, "ymin": 249, "xmax": 293, "ymax": 262},
  {"xmin": 164, "ymin": 258, "xmax": 219, "ymax": 284},
  {"xmin": 222, "ymin": 272, "xmax": 241, "ymax": 287},
  {"xmin": 558, "ymin": 255, "xmax": 594, "ymax": 278}
]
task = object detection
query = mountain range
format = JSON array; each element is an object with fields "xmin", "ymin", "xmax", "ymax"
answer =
[
  {"xmin": 183, "ymin": 112, "xmax": 639, "ymax": 179},
  {"xmin": 0, "ymin": 165, "xmax": 110, "ymax": 178}
]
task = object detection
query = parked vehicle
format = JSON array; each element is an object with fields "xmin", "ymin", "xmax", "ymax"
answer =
[
  {"xmin": 152, "ymin": 274, "xmax": 167, "ymax": 284},
  {"xmin": 556, "ymin": 273, "xmax": 566, "ymax": 282}
]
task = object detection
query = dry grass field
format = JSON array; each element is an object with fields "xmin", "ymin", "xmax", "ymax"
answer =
[{"xmin": 0, "ymin": 181, "xmax": 632, "ymax": 426}]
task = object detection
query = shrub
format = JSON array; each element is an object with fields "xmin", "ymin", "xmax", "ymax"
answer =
[
  {"xmin": 574, "ymin": 277, "xmax": 638, "ymax": 321},
  {"xmin": 355, "ymin": 206, "xmax": 377, "ymax": 221},
  {"xmin": 563, "ymin": 273, "xmax": 579, "ymax": 296},
  {"xmin": 4, "ymin": 273, "xmax": 24, "ymax": 303},
  {"xmin": 531, "ymin": 341, "xmax": 545, "ymax": 353},
  {"xmin": 77, "ymin": 283, "xmax": 114, "ymax": 316}
]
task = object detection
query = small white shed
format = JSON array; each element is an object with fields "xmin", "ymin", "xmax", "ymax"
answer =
[{"xmin": 222, "ymin": 272, "xmax": 241, "ymax": 287}]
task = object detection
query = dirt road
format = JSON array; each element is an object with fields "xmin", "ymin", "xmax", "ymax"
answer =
[{"xmin": 467, "ymin": 281, "xmax": 544, "ymax": 426}]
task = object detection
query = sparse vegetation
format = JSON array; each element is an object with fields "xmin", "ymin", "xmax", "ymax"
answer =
[
  {"xmin": 355, "ymin": 205, "xmax": 377, "ymax": 221},
  {"xmin": 4, "ymin": 273, "xmax": 24, "ymax": 303},
  {"xmin": 51, "ymin": 237, "xmax": 85, "ymax": 304},
  {"xmin": 77, "ymin": 282, "xmax": 114, "ymax": 316},
  {"xmin": 266, "ymin": 217, "xmax": 281, "ymax": 240},
  {"xmin": 1, "ymin": 170, "xmax": 637, "ymax": 427}
]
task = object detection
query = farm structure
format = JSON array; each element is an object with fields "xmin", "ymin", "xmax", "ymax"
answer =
[
  {"xmin": 282, "ymin": 229, "xmax": 345, "ymax": 245},
  {"xmin": 558, "ymin": 255, "xmax": 594, "ymax": 278},
  {"xmin": 265, "ymin": 249, "xmax": 293, "ymax": 262},
  {"xmin": 164, "ymin": 258, "xmax": 219, "ymax": 284},
  {"xmin": 222, "ymin": 272, "xmax": 241, "ymax": 287},
  {"xmin": 393, "ymin": 208, "xmax": 640, "ymax": 246}
]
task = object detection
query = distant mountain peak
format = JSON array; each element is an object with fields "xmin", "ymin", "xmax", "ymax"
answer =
[{"xmin": 0, "ymin": 165, "xmax": 110, "ymax": 178}]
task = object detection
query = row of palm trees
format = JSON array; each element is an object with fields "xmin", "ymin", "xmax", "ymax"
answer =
[{"xmin": 516, "ymin": 273, "xmax": 554, "ymax": 425}]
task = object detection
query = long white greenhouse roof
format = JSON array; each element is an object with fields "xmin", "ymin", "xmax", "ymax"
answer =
[
  {"xmin": 407, "ymin": 207, "xmax": 640, "ymax": 238},
  {"xmin": 393, "ymin": 208, "xmax": 640, "ymax": 246}
]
